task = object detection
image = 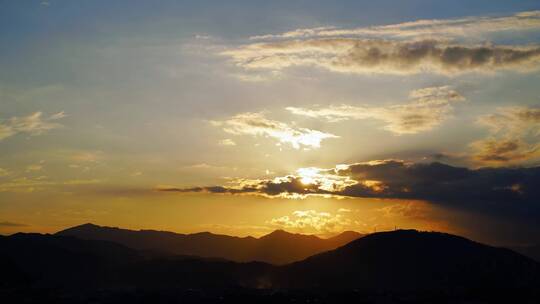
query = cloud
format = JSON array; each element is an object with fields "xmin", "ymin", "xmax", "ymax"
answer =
[
  {"xmin": 198, "ymin": 223, "xmax": 272, "ymax": 237},
  {"xmin": 471, "ymin": 106, "xmax": 540, "ymax": 164},
  {"xmin": 0, "ymin": 175, "xmax": 102, "ymax": 193},
  {"xmin": 156, "ymin": 163, "xmax": 381, "ymax": 198},
  {"xmin": 71, "ymin": 151, "xmax": 104, "ymax": 163},
  {"xmin": 251, "ymin": 26, "xmax": 338, "ymax": 40},
  {"xmin": 131, "ymin": 171, "xmax": 143, "ymax": 177},
  {"xmin": 0, "ymin": 221, "xmax": 28, "ymax": 227},
  {"xmin": 62, "ymin": 179, "xmax": 102, "ymax": 186},
  {"xmin": 287, "ymin": 86, "xmax": 464, "ymax": 134},
  {"xmin": 157, "ymin": 166, "xmax": 350, "ymax": 199},
  {"xmin": 158, "ymin": 160, "xmax": 540, "ymax": 243},
  {"xmin": 218, "ymin": 138, "xmax": 237, "ymax": 146},
  {"xmin": 0, "ymin": 176, "xmax": 54, "ymax": 193},
  {"xmin": 470, "ymin": 138, "xmax": 538, "ymax": 163},
  {"xmin": 222, "ymin": 39, "xmax": 540, "ymax": 76},
  {"xmin": 26, "ymin": 164, "xmax": 43, "ymax": 172},
  {"xmin": 268, "ymin": 210, "xmax": 353, "ymax": 234},
  {"xmin": 184, "ymin": 163, "xmax": 231, "ymax": 170},
  {"xmin": 250, "ymin": 11, "xmax": 540, "ymax": 40},
  {"xmin": 0, "ymin": 112, "xmax": 65, "ymax": 142},
  {"xmin": 0, "ymin": 168, "xmax": 10, "ymax": 177},
  {"xmin": 159, "ymin": 160, "xmax": 540, "ymax": 216},
  {"xmin": 211, "ymin": 112, "xmax": 338, "ymax": 149},
  {"xmin": 26, "ymin": 160, "xmax": 45, "ymax": 173},
  {"xmin": 378, "ymin": 202, "xmax": 430, "ymax": 221}
]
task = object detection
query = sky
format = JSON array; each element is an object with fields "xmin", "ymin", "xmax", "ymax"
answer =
[{"xmin": 1, "ymin": 0, "xmax": 539, "ymax": 246}]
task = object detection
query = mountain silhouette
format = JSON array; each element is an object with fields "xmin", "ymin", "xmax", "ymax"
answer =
[
  {"xmin": 275, "ymin": 229, "xmax": 540, "ymax": 292},
  {"xmin": 512, "ymin": 243, "xmax": 540, "ymax": 262},
  {"xmin": 0, "ymin": 232, "xmax": 140, "ymax": 289},
  {"xmin": 0, "ymin": 232, "xmax": 275, "ymax": 288},
  {"xmin": 56, "ymin": 223, "xmax": 363, "ymax": 264},
  {"xmin": 2, "ymin": 228, "xmax": 539, "ymax": 302}
]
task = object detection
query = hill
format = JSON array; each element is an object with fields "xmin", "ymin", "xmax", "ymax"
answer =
[
  {"xmin": 56, "ymin": 223, "xmax": 363, "ymax": 264},
  {"xmin": 276, "ymin": 229, "xmax": 540, "ymax": 292},
  {"xmin": 2, "ymin": 229, "xmax": 539, "ymax": 302}
]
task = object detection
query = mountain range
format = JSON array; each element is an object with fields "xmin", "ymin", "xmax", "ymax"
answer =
[
  {"xmin": 56, "ymin": 223, "xmax": 364, "ymax": 264},
  {"xmin": 1, "ymin": 225, "xmax": 539, "ymax": 303}
]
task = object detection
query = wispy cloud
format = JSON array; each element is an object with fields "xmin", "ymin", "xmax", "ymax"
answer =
[
  {"xmin": 26, "ymin": 164, "xmax": 44, "ymax": 172},
  {"xmin": 0, "ymin": 176, "xmax": 54, "ymax": 193},
  {"xmin": 0, "ymin": 168, "xmax": 10, "ymax": 177},
  {"xmin": 218, "ymin": 138, "xmax": 237, "ymax": 146},
  {"xmin": 0, "ymin": 221, "xmax": 28, "ymax": 227},
  {"xmin": 71, "ymin": 151, "xmax": 104, "ymax": 163},
  {"xmin": 287, "ymin": 86, "xmax": 464, "ymax": 135},
  {"xmin": 0, "ymin": 111, "xmax": 65, "ymax": 142},
  {"xmin": 250, "ymin": 11, "xmax": 540, "ymax": 40},
  {"xmin": 471, "ymin": 106, "xmax": 540, "ymax": 164},
  {"xmin": 225, "ymin": 12, "xmax": 540, "ymax": 77},
  {"xmin": 211, "ymin": 112, "xmax": 338, "ymax": 149},
  {"xmin": 223, "ymin": 39, "xmax": 540, "ymax": 76},
  {"xmin": 0, "ymin": 175, "xmax": 102, "ymax": 193},
  {"xmin": 268, "ymin": 210, "xmax": 353, "ymax": 234}
]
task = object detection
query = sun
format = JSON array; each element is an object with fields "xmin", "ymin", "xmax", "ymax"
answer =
[
  {"xmin": 300, "ymin": 176, "xmax": 316, "ymax": 185},
  {"xmin": 297, "ymin": 167, "xmax": 320, "ymax": 185}
]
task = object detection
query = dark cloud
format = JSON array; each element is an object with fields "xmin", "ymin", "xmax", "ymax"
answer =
[
  {"xmin": 340, "ymin": 40, "xmax": 540, "ymax": 73},
  {"xmin": 160, "ymin": 160, "xmax": 540, "ymax": 220},
  {"xmin": 336, "ymin": 161, "xmax": 538, "ymax": 206},
  {"xmin": 159, "ymin": 160, "xmax": 540, "ymax": 245},
  {"xmin": 159, "ymin": 177, "xmax": 330, "ymax": 197},
  {"xmin": 430, "ymin": 153, "xmax": 453, "ymax": 161}
]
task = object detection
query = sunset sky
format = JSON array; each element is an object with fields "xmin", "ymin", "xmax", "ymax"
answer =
[{"xmin": 1, "ymin": 0, "xmax": 539, "ymax": 247}]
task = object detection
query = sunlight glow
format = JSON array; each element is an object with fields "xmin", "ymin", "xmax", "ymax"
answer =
[{"xmin": 296, "ymin": 166, "xmax": 357, "ymax": 191}]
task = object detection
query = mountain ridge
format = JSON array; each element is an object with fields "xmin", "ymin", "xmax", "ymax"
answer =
[{"xmin": 55, "ymin": 223, "xmax": 364, "ymax": 265}]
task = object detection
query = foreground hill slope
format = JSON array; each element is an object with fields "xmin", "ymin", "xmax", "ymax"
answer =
[
  {"xmin": 276, "ymin": 229, "xmax": 540, "ymax": 291},
  {"xmin": 56, "ymin": 223, "xmax": 363, "ymax": 264}
]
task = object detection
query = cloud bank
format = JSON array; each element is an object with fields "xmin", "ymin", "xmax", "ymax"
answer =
[{"xmin": 159, "ymin": 160, "xmax": 540, "ymax": 220}]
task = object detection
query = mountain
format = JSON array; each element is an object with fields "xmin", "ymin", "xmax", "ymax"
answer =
[
  {"xmin": 0, "ymin": 233, "xmax": 140, "ymax": 289},
  {"xmin": 512, "ymin": 243, "xmax": 540, "ymax": 262},
  {"xmin": 0, "ymin": 233, "xmax": 271, "ymax": 292},
  {"xmin": 1, "ymin": 229, "xmax": 539, "ymax": 302},
  {"xmin": 56, "ymin": 223, "xmax": 363, "ymax": 264},
  {"xmin": 276, "ymin": 229, "xmax": 540, "ymax": 292}
]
